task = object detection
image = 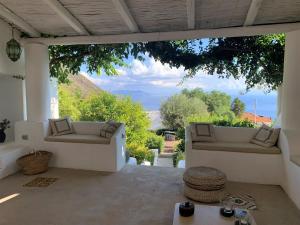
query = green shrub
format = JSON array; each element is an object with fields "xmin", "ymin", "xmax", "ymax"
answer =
[
  {"xmin": 212, "ymin": 119, "xmax": 255, "ymax": 128},
  {"xmin": 145, "ymin": 132, "xmax": 165, "ymax": 153},
  {"xmin": 173, "ymin": 148, "xmax": 185, "ymax": 167},
  {"xmin": 127, "ymin": 143, "xmax": 155, "ymax": 165},
  {"xmin": 188, "ymin": 115, "xmax": 255, "ymax": 128},
  {"xmin": 176, "ymin": 139, "xmax": 185, "ymax": 153},
  {"xmin": 176, "ymin": 127, "xmax": 185, "ymax": 140}
]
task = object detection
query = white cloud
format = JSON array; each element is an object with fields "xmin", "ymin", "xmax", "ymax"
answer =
[
  {"xmin": 131, "ymin": 60, "xmax": 149, "ymax": 76},
  {"xmin": 129, "ymin": 57, "xmax": 186, "ymax": 78},
  {"xmin": 150, "ymin": 80, "xmax": 179, "ymax": 87},
  {"xmin": 80, "ymin": 55, "xmax": 253, "ymax": 95}
]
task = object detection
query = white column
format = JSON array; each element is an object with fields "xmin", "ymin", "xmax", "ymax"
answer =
[
  {"xmin": 281, "ymin": 30, "xmax": 300, "ymax": 130},
  {"xmin": 50, "ymin": 78, "xmax": 59, "ymax": 119},
  {"xmin": 278, "ymin": 29, "xmax": 300, "ymax": 211},
  {"xmin": 25, "ymin": 43, "xmax": 51, "ymax": 122}
]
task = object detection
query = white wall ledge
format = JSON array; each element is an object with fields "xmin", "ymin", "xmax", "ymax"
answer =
[{"xmin": 290, "ymin": 156, "xmax": 300, "ymax": 167}]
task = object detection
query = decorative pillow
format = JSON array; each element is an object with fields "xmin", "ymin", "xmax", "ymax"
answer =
[
  {"xmin": 99, "ymin": 121, "xmax": 121, "ymax": 139},
  {"xmin": 190, "ymin": 122, "xmax": 216, "ymax": 142},
  {"xmin": 250, "ymin": 124, "xmax": 280, "ymax": 147},
  {"xmin": 49, "ymin": 117, "xmax": 73, "ymax": 136}
]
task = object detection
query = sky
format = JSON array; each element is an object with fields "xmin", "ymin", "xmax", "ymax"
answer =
[{"xmin": 80, "ymin": 54, "xmax": 278, "ymax": 118}]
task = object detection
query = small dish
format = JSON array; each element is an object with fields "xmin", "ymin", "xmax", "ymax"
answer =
[{"xmin": 220, "ymin": 207, "xmax": 235, "ymax": 217}]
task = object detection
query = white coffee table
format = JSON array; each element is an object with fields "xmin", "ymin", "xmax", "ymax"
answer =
[{"xmin": 172, "ymin": 203, "xmax": 257, "ymax": 225}]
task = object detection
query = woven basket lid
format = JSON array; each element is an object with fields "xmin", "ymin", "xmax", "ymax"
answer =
[{"xmin": 183, "ymin": 166, "xmax": 226, "ymax": 186}]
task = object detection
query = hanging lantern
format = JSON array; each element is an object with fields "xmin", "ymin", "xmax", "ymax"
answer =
[{"xmin": 6, "ymin": 27, "xmax": 22, "ymax": 62}]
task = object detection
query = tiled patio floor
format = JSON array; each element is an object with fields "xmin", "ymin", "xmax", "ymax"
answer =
[{"xmin": 0, "ymin": 165, "xmax": 300, "ymax": 225}]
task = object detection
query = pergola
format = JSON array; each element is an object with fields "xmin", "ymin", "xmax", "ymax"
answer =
[
  {"xmin": 0, "ymin": 0, "xmax": 300, "ymax": 212},
  {"xmin": 0, "ymin": 0, "xmax": 299, "ymax": 45}
]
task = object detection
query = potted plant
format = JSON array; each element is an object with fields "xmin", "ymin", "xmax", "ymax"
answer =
[{"xmin": 0, "ymin": 119, "xmax": 10, "ymax": 143}]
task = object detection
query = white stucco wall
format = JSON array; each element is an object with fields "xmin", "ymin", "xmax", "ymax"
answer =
[
  {"xmin": 0, "ymin": 75, "xmax": 25, "ymax": 141},
  {"xmin": 280, "ymin": 29, "xmax": 300, "ymax": 209},
  {"xmin": 0, "ymin": 19, "xmax": 25, "ymax": 142}
]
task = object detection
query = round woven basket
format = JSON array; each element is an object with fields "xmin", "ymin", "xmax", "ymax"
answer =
[
  {"xmin": 184, "ymin": 184, "xmax": 226, "ymax": 203},
  {"xmin": 17, "ymin": 151, "xmax": 52, "ymax": 175},
  {"xmin": 183, "ymin": 166, "xmax": 226, "ymax": 188}
]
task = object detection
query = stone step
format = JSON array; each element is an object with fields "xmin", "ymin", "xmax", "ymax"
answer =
[{"xmin": 159, "ymin": 153, "xmax": 174, "ymax": 158}]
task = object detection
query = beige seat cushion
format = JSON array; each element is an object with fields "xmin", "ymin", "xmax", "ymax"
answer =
[
  {"xmin": 45, "ymin": 134, "xmax": 110, "ymax": 144},
  {"xmin": 192, "ymin": 141, "xmax": 281, "ymax": 154}
]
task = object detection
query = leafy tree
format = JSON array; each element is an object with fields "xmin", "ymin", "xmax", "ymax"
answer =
[
  {"xmin": 160, "ymin": 94, "xmax": 208, "ymax": 130},
  {"xmin": 58, "ymin": 86, "xmax": 81, "ymax": 120},
  {"xmin": 49, "ymin": 35, "xmax": 284, "ymax": 90},
  {"xmin": 231, "ymin": 97, "xmax": 246, "ymax": 117},
  {"xmin": 80, "ymin": 92, "xmax": 151, "ymax": 145},
  {"xmin": 49, "ymin": 44, "xmax": 130, "ymax": 83},
  {"xmin": 134, "ymin": 35, "xmax": 284, "ymax": 90},
  {"xmin": 182, "ymin": 88, "xmax": 233, "ymax": 116},
  {"xmin": 204, "ymin": 91, "xmax": 232, "ymax": 116},
  {"xmin": 182, "ymin": 88, "xmax": 206, "ymax": 101}
]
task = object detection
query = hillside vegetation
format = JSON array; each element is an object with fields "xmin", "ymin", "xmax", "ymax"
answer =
[{"xmin": 59, "ymin": 73, "xmax": 101, "ymax": 98}]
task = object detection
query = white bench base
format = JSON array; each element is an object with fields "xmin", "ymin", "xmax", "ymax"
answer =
[
  {"xmin": 186, "ymin": 149, "xmax": 283, "ymax": 185},
  {"xmin": 0, "ymin": 143, "xmax": 30, "ymax": 179}
]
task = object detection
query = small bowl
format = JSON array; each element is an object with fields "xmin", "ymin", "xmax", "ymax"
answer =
[
  {"xmin": 220, "ymin": 207, "xmax": 235, "ymax": 217},
  {"xmin": 179, "ymin": 202, "xmax": 195, "ymax": 217}
]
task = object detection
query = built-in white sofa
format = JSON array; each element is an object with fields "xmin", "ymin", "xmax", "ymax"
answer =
[
  {"xmin": 15, "ymin": 121, "xmax": 126, "ymax": 172},
  {"xmin": 185, "ymin": 126, "xmax": 283, "ymax": 185}
]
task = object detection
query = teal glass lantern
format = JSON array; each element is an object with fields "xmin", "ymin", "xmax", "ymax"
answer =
[{"xmin": 6, "ymin": 28, "xmax": 22, "ymax": 62}]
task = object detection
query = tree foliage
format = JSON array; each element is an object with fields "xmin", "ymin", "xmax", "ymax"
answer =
[
  {"xmin": 231, "ymin": 97, "xmax": 246, "ymax": 117},
  {"xmin": 205, "ymin": 91, "xmax": 232, "ymax": 116},
  {"xmin": 181, "ymin": 88, "xmax": 232, "ymax": 116},
  {"xmin": 49, "ymin": 44, "xmax": 130, "ymax": 83},
  {"xmin": 160, "ymin": 94, "xmax": 208, "ymax": 130},
  {"xmin": 58, "ymin": 87, "xmax": 81, "ymax": 120},
  {"xmin": 59, "ymin": 87, "xmax": 151, "ymax": 145},
  {"xmin": 49, "ymin": 35, "xmax": 284, "ymax": 90},
  {"xmin": 161, "ymin": 88, "xmax": 249, "ymax": 130}
]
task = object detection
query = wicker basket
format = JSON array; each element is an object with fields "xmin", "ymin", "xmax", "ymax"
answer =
[{"xmin": 17, "ymin": 151, "xmax": 52, "ymax": 175}]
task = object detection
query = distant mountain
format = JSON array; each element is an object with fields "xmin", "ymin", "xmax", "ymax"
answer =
[
  {"xmin": 112, "ymin": 90, "xmax": 169, "ymax": 110},
  {"xmin": 60, "ymin": 73, "xmax": 101, "ymax": 98}
]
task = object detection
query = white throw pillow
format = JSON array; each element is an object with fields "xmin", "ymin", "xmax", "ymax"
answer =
[
  {"xmin": 49, "ymin": 117, "xmax": 73, "ymax": 136},
  {"xmin": 190, "ymin": 122, "xmax": 216, "ymax": 142},
  {"xmin": 250, "ymin": 124, "xmax": 280, "ymax": 147}
]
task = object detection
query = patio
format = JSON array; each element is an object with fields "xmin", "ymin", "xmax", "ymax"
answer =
[
  {"xmin": 1, "ymin": 0, "xmax": 300, "ymax": 224},
  {"xmin": 0, "ymin": 165, "xmax": 300, "ymax": 225}
]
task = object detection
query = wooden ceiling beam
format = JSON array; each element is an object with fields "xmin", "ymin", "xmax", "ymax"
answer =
[
  {"xmin": 112, "ymin": 0, "xmax": 139, "ymax": 33},
  {"xmin": 43, "ymin": 0, "xmax": 90, "ymax": 35},
  {"xmin": 187, "ymin": 0, "xmax": 195, "ymax": 29},
  {"xmin": 0, "ymin": 3, "xmax": 40, "ymax": 37},
  {"xmin": 22, "ymin": 22, "xmax": 300, "ymax": 46},
  {"xmin": 244, "ymin": 0, "xmax": 264, "ymax": 26}
]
